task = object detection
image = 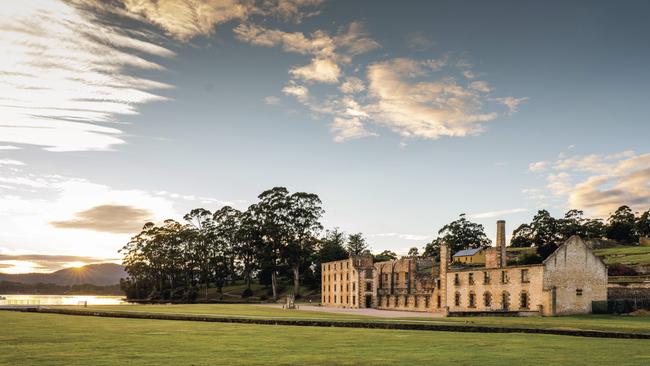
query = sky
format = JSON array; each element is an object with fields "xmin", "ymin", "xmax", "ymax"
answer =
[{"xmin": 1, "ymin": 0, "xmax": 649, "ymax": 273}]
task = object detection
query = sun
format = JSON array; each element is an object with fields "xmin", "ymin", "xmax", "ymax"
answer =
[{"xmin": 65, "ymin": 261, "xmax": 87, "ymax": 269}]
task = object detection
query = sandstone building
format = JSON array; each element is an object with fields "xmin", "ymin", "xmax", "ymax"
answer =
[{"xmin": 321, "ymin": 220, "xmax": 608, "ymax": 316}]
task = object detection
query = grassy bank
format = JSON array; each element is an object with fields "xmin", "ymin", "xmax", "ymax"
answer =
[
  {"xmin": 2, "ymin": 311, "xmax": 649, "ymax": 365},
  {"xmin": 55, "ymin": 304, "xmax": 650, "ymax": 335}
]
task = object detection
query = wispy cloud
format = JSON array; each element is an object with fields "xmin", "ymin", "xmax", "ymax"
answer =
[
  {"xmin": 0, "ymin": 253, "xmax": 117, "ymax": 273},
  {"xmin": 51, "ymin": 204, "xmax": 154, "ymax": 234},
  {"xmin": 527, "ymin": 150, "xmax": 650, "ymax": 216},
  {"xmin": 0, "ymin": 0, "xmax": 174, "ymax": 151},
  {"xmin": 469, "ymin": 208, "xmax": 528, "ymax": 219},
  {"xmin": 370, "ymin": 233, "xmax": 432, "ymax": 241}
]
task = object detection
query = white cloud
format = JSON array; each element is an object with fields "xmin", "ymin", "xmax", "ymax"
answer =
[
  {"xmin": 528, "ymin": 161, "xmax": 548, "ymax": 172},
  {"xmin": 290, "ymin": 58, "xmax": 341, "ymax": 83},
  {"xmin": 339, "ymin": 77, "xmax": 365, "ymax": 94},
  {"xmin": 406, "ymin": 32, "xmax": 435, "ymax": 51},
  {"xmin": 0, "ymin": 159, "xmax": 25, "ymax": 166},
  {"xmin": 282, "ymin": 84, "xmax": 310, "ymax": 103},
  {"xmin": 469, "ymin": 81, "xmax": 491, "ymax": 93},
  {"xmin": 528, "ymin": 151, "xmax": 650, "ymax": 217},
  {"xmin": 0, "ymin": 146, "xmax": 21, "ymax": 150},
  {"xmin": 495, "ymin": 97, "xmax": 529, "ymax": 114},
  {"xmin": 117, "ymin": 0, "xmax": 322, "ymax": 41},
  {"xmin": 0, "ymin": 0, "xmax": 174, "ymax": 152},
  {"xmin": 365, "ymin": 58, "xmax": 499, "ymax": 139},
  {"xmin": 330, "ymin": 117, "xmax": 377, "ymax": 142},
  {"xmin": 264, "ymin": 96, "xmax": 281, "ymax": 105},
  {"xmin": 469, "ymin": 208, "xmax": 528, "ymax": 219},
  {"xmin": 370, "ymin": 233, "xmax": 432, "ymax": 241}
]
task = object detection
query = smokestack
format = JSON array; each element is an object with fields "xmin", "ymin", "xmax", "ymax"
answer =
[{"xmin": 496, "ymin": 220, "xmax": 506, "ymax": 267}]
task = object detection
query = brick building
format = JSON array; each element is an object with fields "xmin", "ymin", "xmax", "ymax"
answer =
[{"xmin": 321, "ymin": 220, "xmax": 608, "ymax": 316}]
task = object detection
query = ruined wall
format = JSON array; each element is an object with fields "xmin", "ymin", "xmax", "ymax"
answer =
[
  {"xmin": 374, "ymin": 258, "xmax": 436, "ymax": 312},
  {"xmin": 542, "ymin": 236, "xmax": 608, "ymax": 315},
  {"xmin": 445, "ymin": 265, "xmax": 546, "ymax": 315}
]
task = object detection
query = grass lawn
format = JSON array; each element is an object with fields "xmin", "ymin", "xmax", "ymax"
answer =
[
  {"xmin": 594, "ymin": 246, "xmax": 650, "ymax": 266},
  {"xmin": 56, "ymin": 303, "xmax": 650, "ymax": 335},
  {"xmin": 1, "ymin": 311, "xmax": 648, "ymax": 366}
]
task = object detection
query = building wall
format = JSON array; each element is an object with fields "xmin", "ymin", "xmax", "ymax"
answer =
[
  {"xmin": 445, "ymin": 264, "xmax": 546, "ymax": 314},
  {"xmin": 374, "ymin": 258, "xmax": 436, "ymax": 312},
  {"xmin": 321, "ymin": 256, "xmax": 373, "ymax": 309},
  {"xmin": 542, "ymin": 236, "xmax": 608, "ymax": 315},
  {"xmin": 454, "ymin": 251, "xmax": 485, "ymax": 264}
]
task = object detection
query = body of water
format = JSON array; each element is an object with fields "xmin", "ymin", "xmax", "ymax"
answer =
[{"xmin": 0, "ymin": 294, "xmax": 125, "ymax": 306}]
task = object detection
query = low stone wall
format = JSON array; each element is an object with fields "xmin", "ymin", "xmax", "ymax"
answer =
[
  {"xmin": 608, "ymin": 283, "xmax": 650, "ymax": 300},
  {"xmin": 4, "ymin": 307, "xmax": 649, "ymax": 340}
]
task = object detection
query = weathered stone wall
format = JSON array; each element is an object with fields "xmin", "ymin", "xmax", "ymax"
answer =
[
  {"xmin": 543, "ymin": 236, "xmax": 608, "ymax": 315},
  {"xmin": 608, "ymin": 283, "xmax": 650, "ymax": 300},
  {"xmin": 321, "ymin": 257, "xmax": 371, "ymax": 309},
  {"xmin": 374, "ymin": 258, "xmax": 435, "ymax": 312},
  {"xmin": 445, "ymin": 265, "xmax": 546, "ymax": 315}
]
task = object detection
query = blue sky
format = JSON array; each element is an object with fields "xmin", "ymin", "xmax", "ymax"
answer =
[{"xmin": 0, "ymin": 0, "xmax": 649, "ymax": 273}]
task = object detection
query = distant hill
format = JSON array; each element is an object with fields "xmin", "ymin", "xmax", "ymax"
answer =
[{"xmin": 0, "ymin": 263, "xmax": 126, "ymax": 286}]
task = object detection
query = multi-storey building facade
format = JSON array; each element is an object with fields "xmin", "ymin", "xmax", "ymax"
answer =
[
  {"xmin": 321, "ymin": 255, "xmax": 374, "ymax": 308},
  {"xmin": 321, "ymin": 220, "xmax": 608, "ymax": 316}
]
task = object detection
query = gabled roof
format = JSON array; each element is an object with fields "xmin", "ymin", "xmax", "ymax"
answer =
[{"xmin": 453, "ymin": 247, "xmax": 483, "ymax": 257}]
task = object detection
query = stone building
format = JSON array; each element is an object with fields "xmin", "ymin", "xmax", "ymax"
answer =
[
  {"xmin": 321, "ymin": 220, "xmax": 608, "ymax": 316},
  {"xmin": 442, "ymin": 220, "xmax": 608, "ymax": 316},
  {"xmin": 375, "ymin": 257, "xmax": 436, "ymax": 311},
  {"xmin": 321, "ymin": 255, "xmax": 374, "ymax": 308}
]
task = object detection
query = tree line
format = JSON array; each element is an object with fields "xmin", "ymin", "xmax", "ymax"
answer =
[
  {"xmin": 120, "ymin": 187, "xmax": 649, "ymax": 302},
  {"xmin": 120, "ymin": 187, "xmax": 373, "ymax": 302}
]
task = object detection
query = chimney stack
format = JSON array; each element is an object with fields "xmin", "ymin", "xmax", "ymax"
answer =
[{"xmin": 496, "ymin": 220, "xmax": 506, "ymax": 267}]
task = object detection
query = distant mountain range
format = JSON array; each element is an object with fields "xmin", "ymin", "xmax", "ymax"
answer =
[{"xmin": 0, "ymin": 263, "xmax": 126, "ymax": 286}]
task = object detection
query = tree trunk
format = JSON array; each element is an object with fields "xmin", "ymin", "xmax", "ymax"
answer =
[
  {"xmin": 292, "ymin": 264, "xmax": 300, "ymax": 297},
  {"xmin": 204, "ymin": 281, "xmax": 209, "ymax": 302},
  {"xmin": 271, "ymin": 270, "xmax": 278, "ymax": 301}
]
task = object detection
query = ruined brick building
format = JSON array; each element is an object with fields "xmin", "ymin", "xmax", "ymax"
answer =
[{"xmin": 321, "ymin": 220, "xmax": 608, "ymax": 316}]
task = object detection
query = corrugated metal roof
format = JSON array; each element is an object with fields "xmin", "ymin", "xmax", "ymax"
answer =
[{"xmin": 453, "ymin": 247, "xmax": 483, "ymax": 257}]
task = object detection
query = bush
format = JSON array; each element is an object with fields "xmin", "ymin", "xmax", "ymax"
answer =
[
  {"xmin": 241, "ymin": 288, "xmax": 254, "ymax": 298},
  {"xmin": 608, "ymin": 264, "xmax": 638, "ymax": 276}
]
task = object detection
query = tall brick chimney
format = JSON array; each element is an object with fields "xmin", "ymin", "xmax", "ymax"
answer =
[
  {"xmin": 496, "ymin": 220, "xmax": 506, "ymax": 267},
  {"xmin": 438, "ymin": 241, "xmax": 449, "ymax": 314}
]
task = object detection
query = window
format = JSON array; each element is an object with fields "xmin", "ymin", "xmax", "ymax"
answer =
[
  {"xmin": 404, "ymin": 295, "xmax": 409, "ymax": 306},
  {"xmin": 346, "ymin": 284, "xmax": 349, "ymax": 292},
  {"xmin": 405, "ymin": 272, "xmax": 410, "ymax": 283},
  {"xmin": 346, "ymin": 273, "xmax": 349, "ymax": 280},
  {"xmin": 386, "ymin": 296, "xmax": 390, "ymax": 307},
  {"xmin": 469, "ymin": 292, "xmax": 476, "ymax": 308},
  {"xmin": 425, "ymin": 295, "xmax": 430, "ymax": 308},
  {"xmin": 353, "ymin": 296, "xmax": 356, "ymax": 305},
  {"xmin": 365, "ymin": 269, "xmax": 373, "ymax": 279},
  {"xmin": 501, "ymin": 271, "xmax": 509, "ymax": 284},
  {"xmin": 346, "ymin": 295, "xmax": 349, "ymax": 304},
  {"xmin": 454, "ymin": 274, "xmax": 460, "ymax": 286},
  {"xmin": 383, "ymin": 273, "xmax": 388, "ymax": 283},
  {"xmin": 454, "ymin": 292, "xmax": 461, "ymax": 307},
  {"xmin": 414, "ymin": 295, "xmax": 419, "ymax": 307},
  {"xmin": 483, "ymin": 272, "xmax": 490, "ymax": 285},
  {"xmin": 521, "ymin": 269, "xmax": 530, "ymax": 283},
  {"xmin": 436, "ymin": 295, "xmax": 441, "ymax": 308},
  {"xmin": 469, "ymin": 273, "xmax": 475, "ymax": 285},
  {"xmin": 436, "ymin": 279, "xmax": 441, "ymax": 288},
  {"xmin": 334, "ymin": 295, "xmax": 337, "ymax": 303},
  {"xmin": 484, "ymin": 292, "xmax": 492, "ymax": 308},
  {"xmin": 365, "ymin": 282, "xmax": 372, "ymax": 291},
  {"xmin": 576, "ymin": 288, "xmax": 583, "ymax": 296},
  {"xmin": 520, "ymin": 292, "xmax": 529, "ymax": 309},
  {"xmin": 395, "ymin": 273, "xmax": 400, "ymax": 282},
  {"xmin": 394, "ymin": 296, "xmax": 399, "ymax": 307},
  {"xmin": 501, "ymin": 292, "xmax": 510, "ymax": 310}
]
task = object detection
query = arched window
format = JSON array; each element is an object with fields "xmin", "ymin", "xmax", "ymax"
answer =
[
  {"xmin": 468, "ymin": 291, "xmax": 476, "ymax": 308},
  {"xmin": 501, "ymin": 291, "xmax": 510, "ymax": 310},
  {"xmin": 483, "ymin": 292, "xmax": 492, "ymax": 308},
  {"xmin": 520, "ymin": 291, "xmax": 529, "ymax": 309},
  {"xmin": 454, "ymin": 292, "xmax": 461, "ymax": 307}
]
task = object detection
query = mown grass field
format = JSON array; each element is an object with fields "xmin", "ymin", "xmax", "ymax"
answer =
[
  {"xmin": 56, "ymin": 303, "xmax": 650, "ymax": 335},
  {"xmin": 594, "ymin": 246, "xmax": 650, "ymax": 266},
  {"xmin": 1, "ymin": 310, "xmax": 649, "ymax": 366}
]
